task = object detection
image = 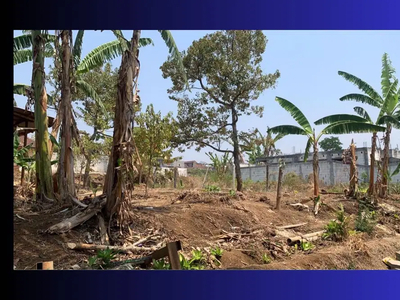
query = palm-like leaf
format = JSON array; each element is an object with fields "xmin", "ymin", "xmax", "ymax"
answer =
[
  {"xmin": 339, "ymin": 93, "xmax": 382, "ymax": 108},
  {"xmin": 268, "ymin": 125, "xmax": 308, "ymax": 136},
  {"xmin": 13, "ymin": 83, "xmax": 54, "ymax": 105},
  {"xmin": 338, "ymin": 71, "xmax": 383, "ymax": 103},
  {"xmin": 320, "ymin": 122, "xmax": 386, "ymax": 138},
  {"xmin": 13, "ymin": 34, "xmax": 33, "ymax": 51},
  {"xmin": 314, "ymin": 114, "xmax": 369, "ymax": 125},
  {"xmin": 379, "ymin": 79, "xmax": 399, "ymax": 119},
  {"xmin": 112, "ymin": 30, "xmax": 129, "ymax": 52},
  {"xmin": 76, "ymin": 80, "xmax": 107, "ymax": 116},
  {"xmin": 392, "ymin": 162, "xmax": 400, "ymax": 176},
  {"xmin": 275, "ymin": 97, "xmax": 312, "ymax": 133},
  {"xmin": 376, "ymin": 115, "xmax": 400, "ymax": 129},
  {"xmin": 158, "ymin": 30, "xmax": 188, "ymax": 89},
  {"xmin": 303, "ymin": 137, "xmax": 313, "ymax": 162},
  {"xmin": 14, "ymin": 49, "xmax": 33, "ymax": 65},
  {"xmin": 353, "ymin": 106, "xmax": 372, "ymax": 122},
  {"xmin": 76, "ymin": 38, "xmax": 153, "ymax": 74},
  {"xmin": 73, "ymin": 30, "xmax": 85, "ymax": 69},
  {"xmin": 381, "ymin": 53, "xmax": 396, "ymax": 99}
]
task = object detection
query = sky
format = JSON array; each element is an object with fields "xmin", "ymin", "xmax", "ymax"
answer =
[{"xmin": 13, "ymin": 30, "xmax": 400, "ymax": 163}]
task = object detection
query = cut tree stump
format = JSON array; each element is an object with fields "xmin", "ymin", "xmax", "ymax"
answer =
[
  {"xmin": 287, "ymin": 230, "xmax": 325, "ymax": 246},
  {"xmin": 37, "ymin": 261, "xmax": 54, "ymax": 270},
  {"xmin": 46, "ymin": 195, "xmax": 106, "ymax": 234}
]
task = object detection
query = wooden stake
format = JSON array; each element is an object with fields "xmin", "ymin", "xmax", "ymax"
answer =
[
  {"xmin": 173, "ymin": 167, "xmax": 177, "ymax": 189},
  {"xmin": 166, "ymin": 241, "xmax": 181, "ymax": 270},
  {"xmin": 276, "ymin": 159, "xmax": 284, "ymax": 210},
  {"xmin": 37, "ymin": 261, "xmax": 53, "ymax": 270}
]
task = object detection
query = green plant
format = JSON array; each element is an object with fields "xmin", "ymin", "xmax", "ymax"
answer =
[
  {"xmin": 204, "ymin": 185, "xmax": 220, "ymax": 193},
  {"xmin": 13, "ymin": 132, "xmax": 35, "ymax": 169},
  {"xmin": 152, "ymin": 258, "xmax": 170, "ymax": 269},
  {"xmin": 179, "ymin": 250, "xmax": 206, "ymax": 270},
  {"xmin": 322, "ymin": 204, "xmax": 349, "ymax": 241},
  {"xmin": 229, "ymin": 190, "xmax": 236, "ymax": 197},
  {"xmin": 96, "ymin": 248, "xmax": 118, "ymax": 268},
  {"xmin": 211, "ymin": 247, "xmax": 223, "ymax": 260},
  {"xmin": 262, "ymin": 253, "xmax": 271, "ymax": 264},
  {"xmin": 355, "ymin": 205, "xmax": 377, "ymax": 234},
  {"xmin": 87, "ymin": 256, "xmax": 98, "ymax": 268},
  {"xmin": 300, "ymin": 241, "xmax": 315, "ymax": 251}
]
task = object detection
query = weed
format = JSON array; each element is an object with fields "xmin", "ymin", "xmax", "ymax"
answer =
[
  {"xmin": 262, "ymin": 253, "xmax": 271, "ymax": 264},
  {"xmin": 210, "ymin": 246, "xmax": 224, "ymax": 264},
  {"xmin": 300, "ymin": 241, "xmax": 315, "ymax": 251},
  {"xmin": 87, "ymin": 248, "xmax": 118, "ymax": 269},
  {"xmin": 204, "ymin": 185, "xmax": 220, "ymax": 193},
  {"xmin": 152, "ymin": 258, "xmax": 170, "ymax": 269},
  {"xmin": 322, "ymin": 204, "xmax": 349, "ymax": 241},
  {"xmin": 355, "ymin": 204, "xmax": 376, "ymax": 234}
]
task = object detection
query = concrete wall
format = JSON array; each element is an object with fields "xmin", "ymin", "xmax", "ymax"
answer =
[{"xmin": 241, "ymin": 160, "xmax": 400, "ymax": 185}]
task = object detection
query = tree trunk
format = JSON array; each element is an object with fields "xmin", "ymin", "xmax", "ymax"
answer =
[
  {"xmin": 57, "ymin": 30, "xmax": 76, "ymax": 201},
  {"xmin": 103, "ymin": 30, "xmax": 141, "ymax": 219},
  {"xmin": 145, "ymin": 155, "xmax": 152, "ymax": 197},
  {"xmin": 231, "ymin": 109, "xmax": 242, "ymax": 191},
  {"xmin": 265, "ymin": 161, "xmax": 269, "ymax": 191},
  {"xmin": 379, "ymin": 125, "xmax": 391, "ymax": 198},
  {"xmin": 32, "ymin": 30, "xmax": 54, "ymax": 200},
  {"xmin": 49, "ymin": 104, "xmax": 63, "ymax": 159},
  {"xmin": 368, "ymin": 132, "xmax": 377, "ymax": 197},
  {"xmin": 348, "ymin": 139, "xmax": 358, "ymax": 197},
  {"xmin": 276, "ymin": 163, "xmax": 283, "ymax": 210},
  {"xmin": 312, "ymin": 133, "xmax": 320, "ymax": 214},
  {"xmin": 83, "ymin": 154, "xmax": 92, "ymax": 188}
]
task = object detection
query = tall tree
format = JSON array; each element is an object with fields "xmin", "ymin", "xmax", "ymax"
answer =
[
  {"xmin": 319, "ymin": 136, "xmax": 343, "ymax": 152},
  {"xmin": 56, "ymin": 30, "xmax": 76, "ymax": 201},
  {"xmin": 161, "ymin": 30, "xmax": 280, "ymax": 192},
  {"xmin": 75, "ymin": 63, "xmax": 118, "ymax": 187},
  {"xmin": 337, "ymin": 53, "xmax": 399, "ymax": 198},
  {"xmin": 135, "ymin": 104, "xmax": 177, "ymax": 196},
  {"xmin": 268, "ymin": 97, "xmax": 386, "ymax": 214},
  {"xmin": 31, "ymin": 30, "xmax": 54, "ymax": 200},
  {"xmin": 103, "ymin": 30, "xmax": 186, "ymax": 224}
]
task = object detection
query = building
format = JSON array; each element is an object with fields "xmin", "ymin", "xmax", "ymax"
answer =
[
  {"xmin": 184, "ymin": 160, "xmax": 208, "ymax": 169},
  {"xmin": 240, "ymin": 147, "xmax": 400, "ymax": 185}
]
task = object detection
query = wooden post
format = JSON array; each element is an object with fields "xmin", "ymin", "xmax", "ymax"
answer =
[
  {"xmin": 173, "ymin": 167, "xmax": 177, "ymax": 188},
  {"xmin": 166, "ymin": 242, "xmax": 181, "ymax": 270},
  {"xmin": 37, "ymin": 261, "xmax": 54, "ymax": 270},
  {"xmin": 232, "ymin": 162, "xmax": 235, "ymax": 190},
  {"xmin": 276, "ymin": 160, "xmax": 284, "ymax": 210}
]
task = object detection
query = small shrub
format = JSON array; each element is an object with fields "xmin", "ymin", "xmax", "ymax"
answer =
[
  {"xmin": 262, "ymin": 253, "xmax": 271, "ymax": 264},
  {"xmin": 152, "ymin": 258, "xmax": 170, "ymax": 269},
  {"xmin": 204, "ymin": 185, "xmax": 220, "ymax": 192},
  {"xmin": 282, "ymin": 172, "xmax": 306, "ymax": 191},
  {"xmin": 87, "ymin": 248, "xmax": 118, "ymax": 269},
  {"xmin": 322, "ymin": 204, "xmax": 349, "ymax": 241},
  {"xmin": 300, "ymin": 241, "xmax": 315, "ymax": 251},
  {"xmin": 355, "ymin": 205, "xmax": 376, "ymax": 234},
  {"xmin": 211, "ymin": 246, "xmax": 223, "ymax": 259}
]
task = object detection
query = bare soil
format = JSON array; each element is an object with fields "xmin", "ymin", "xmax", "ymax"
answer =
[{"xmin": 13, "ymin": 174, "xmax": 400, "ymax": 270}]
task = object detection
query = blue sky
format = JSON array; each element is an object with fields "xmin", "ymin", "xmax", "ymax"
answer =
[{"xmin": 13, "ymin": 30, "xmax": 400, "ymax": 163}]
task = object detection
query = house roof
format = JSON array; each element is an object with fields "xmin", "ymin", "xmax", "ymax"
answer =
[{"xmin": 13, "ymin": 106, "xmax": 55, "ymax": 134}]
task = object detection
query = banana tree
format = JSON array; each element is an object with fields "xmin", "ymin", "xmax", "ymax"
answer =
[
  {"xmin": 337, "ymin": 53, "xmax": 399, "ymax": 198},
  {"xmin": 103, "ymin": 30, "xmax": 187, "ymax": 223},
  {"xmin": 268, "ymin": 97, "xmax": 386, "ymax": 214},
  {"xmin": 31, "ymin": 30, "xmax": 54, "ymax": 200}
]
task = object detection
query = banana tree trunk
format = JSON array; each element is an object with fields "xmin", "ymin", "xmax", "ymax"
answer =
[
  {"xmin": 379, "ymin": 125, "xmax": 391, "ymax": 198},
  {"xmin": 104, "ymin": 30, "xmax": 141, "ymax": 219},
  {"xmin": 348, "ymin": 139, "xmax": 358, "ymax": 197},
  {"xmin": 312, "ymin": 133, "xmax": 320, "ymax": 215},
  {"xmin": 32, "ymin": 30, "xmax": 54, "ymax": 200},
  {"xmin": 49, "ymin": 103, "xmax": 63, "ymax": 158},
  {"xmin": 57, "ymin": 30, "xmax": 76, "ymax": 201},
  {"xmin": 368, "ymin": 132, "xmax": 377, "ymax": 197}
]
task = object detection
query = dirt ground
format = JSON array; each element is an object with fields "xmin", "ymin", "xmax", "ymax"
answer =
[{"xmin": 13, "ymin": 174, "xmax": 400, "ymax": 270}]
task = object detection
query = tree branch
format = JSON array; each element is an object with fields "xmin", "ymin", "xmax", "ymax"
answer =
[
  {"xmin": 198, "ymin": 77, "xmax": 230, "ymax": 107},
  {"xmin": 184, "ymin": 139, "xmax": 233, "ymax": 153}
]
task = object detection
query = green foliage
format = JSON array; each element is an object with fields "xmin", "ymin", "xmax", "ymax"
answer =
[
  {"xmin": 204, "ymin": 185, "xmax": 220, "ymax": 192},
  {"xmin": 179, "ymin": 250, "xmax": 206, "ymax": 270},
  {"xmin": 355, "ymin": 205, "xmax": 377, "ymax": 234},
  {"xmin": 210, "ymin": 247, "xmax": 223, "ymax": 260},
  {"xmin": 88, "ymin": 248, "xmax": 118, "ymax": 269},
  {"xmin": 13, "ymin": 132, "xmax": 35, "ymax": 169},
  {"xmin": 152, "ymin": 258, "xmax": 170, "ymax": 270},
  {"xmin": 135, "ymin": 104, "xmax": 178, "ymax": 183},
  {"xmin": 206, "ymin": 152, "xmax": 232, "ymax": 178},
  {"xmin": 323, "ymin": 204, "xmax": 349, "ymax": 241},
  {"xmin": 300, "ymin": 241, "xmax": 315, "ymax": 251},
  {"xmin": 319, "ymin": 136, "xmax": 343, "ymax": 152},
  {"xmin": 160, "ymin": 30, "xmax": 280, "ymax": 156},
  {"xmin": 262, "ymin": 253, "xmax": 271, "ymax": 264}
]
